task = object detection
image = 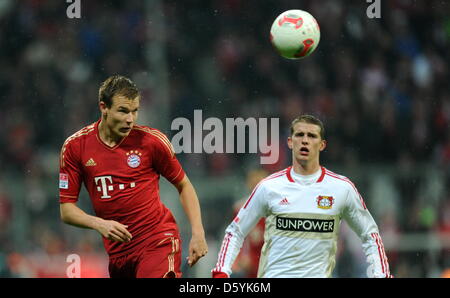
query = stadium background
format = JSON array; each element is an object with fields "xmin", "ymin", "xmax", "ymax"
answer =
[{"xmin": 0, "ymin": 0, "xmax": 449, "ymax": 278}]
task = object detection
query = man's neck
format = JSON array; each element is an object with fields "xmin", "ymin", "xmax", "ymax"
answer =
[
  {"xmin": 98, "ymin": 120, "xmax": 121, "ymax": 147},
  {"xmin": 292, "ymin": 160, "xmax": 321, "ymax": 176}
]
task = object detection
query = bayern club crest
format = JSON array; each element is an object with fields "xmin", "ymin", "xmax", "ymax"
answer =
[
  {"xmin": 316, "ymin": 196, "xmax": 334, "ymax": 209},
  {"xmin": 126, "ymin": 150, "xmax": 142, "ymax": 168}
]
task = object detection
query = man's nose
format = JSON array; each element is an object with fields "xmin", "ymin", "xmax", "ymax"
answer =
[{"xmin": 126, "ymin": 113, "xmax": 133, "ymax": 123}]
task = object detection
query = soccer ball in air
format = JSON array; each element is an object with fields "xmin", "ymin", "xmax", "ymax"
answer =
[{"xmin": 270, "ymin": 9, "xmax": 320, "ymax": 59}]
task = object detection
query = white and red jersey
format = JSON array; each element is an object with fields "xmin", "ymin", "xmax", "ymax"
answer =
[{"xmin": 213, "ymin": 166, "xmax": 391, "ymax": 278}]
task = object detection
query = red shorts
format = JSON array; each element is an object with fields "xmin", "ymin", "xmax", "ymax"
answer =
[{"xmin": 108, "ymin": 235, "xmax": 182, "ymax": 278}]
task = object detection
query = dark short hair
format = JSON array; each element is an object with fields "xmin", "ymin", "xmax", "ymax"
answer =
[
  {"xmin": 290, "ymin": 114, "xmax": 325, "ymax": 139},
  {"xmin": 98, "ymin": 75, "xmax": 140, "ymax": 108}
]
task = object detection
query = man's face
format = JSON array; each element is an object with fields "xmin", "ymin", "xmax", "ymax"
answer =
[
  {"xmin": 100, "ymin": 95, "xmax": 140, "ymax": 139},
  {"xmin": 288, "ymin": 122, "xmax": 326, "ymax": 165}
]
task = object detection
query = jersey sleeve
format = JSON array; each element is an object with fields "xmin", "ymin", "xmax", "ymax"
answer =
[
  {"xmin": 342, "ymin": 183, "xmax": 392, "ymax": 278},
  {"xmin": 150, "ymin": 130, "xmax": 185, "ymax": 185},
  {"xmin": 212, "ymin": 182, "xmax": 267, "ymax": 277},
  {"xmin": 59, "ymin": 139, "xmax": 82, "ymax": 203}
]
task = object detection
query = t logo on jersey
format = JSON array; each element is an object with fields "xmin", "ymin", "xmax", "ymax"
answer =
[
  {"xmin": 94, "ymin": 176, "xmax": 137, "ymax": 199},
  {"xmin": 95, "ymin": 176, "xmax": 113, "ymax": 199}
]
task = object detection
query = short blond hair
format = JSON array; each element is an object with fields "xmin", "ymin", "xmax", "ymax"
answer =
[{"xmin": 98, "ymin": 75, "xmax": 140, "ymax": 108}]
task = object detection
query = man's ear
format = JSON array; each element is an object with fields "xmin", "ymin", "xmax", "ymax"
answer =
[
  {"xmin": 320, "ymin": 140, "xmax": 327, "ymax": 152},
  {"xmin": 287, "ymin": 136, "xmax": 293, "ymax": 150},
  {"xmin": 99, "ymin": 101, "xmax": 108, "ymax": 117}
]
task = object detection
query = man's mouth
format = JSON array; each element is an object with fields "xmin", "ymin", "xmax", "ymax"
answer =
[
  {"xmin": 300, "ymin": 147, "xmax": 309, "ymax": 155},
  {"xmin": 119, "ymin": 127, "xmax": 131, "ymax": 133}
]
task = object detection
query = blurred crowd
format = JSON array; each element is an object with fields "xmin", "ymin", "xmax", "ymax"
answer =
[{"xmin": 0, "ymin": 0, "xmax": 449, "ymax": 277}]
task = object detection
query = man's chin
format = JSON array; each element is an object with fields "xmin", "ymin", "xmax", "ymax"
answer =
[
  {"xmin": 118, "ymin": 128, "xmax": 132, "ymax": 135},
  {"xmin": 114, "ymin": 131, "xmax": 129, "ymax": 139},
  {"xmin": 297, "ymin": 154, "xmax": 309, "ymax": 161},
  {"xmin": 299, "ymin": 159, "xmax": 308, "ymax": 166}
]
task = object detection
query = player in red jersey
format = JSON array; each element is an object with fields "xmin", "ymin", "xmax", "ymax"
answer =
[{"xmin": 59, "ymin": 75, "xmax": 208, "ymax": 278}]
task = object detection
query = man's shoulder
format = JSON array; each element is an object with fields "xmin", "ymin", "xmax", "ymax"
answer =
[
  {"xmin": 322, "ymin": 168, "xmax": 356, "ymax": 189},
  {"xmin": 132, "ymin": 125, "xmax": 175, "ymax": 156},
  {"xmin": 323, "ymin": 168, "xmax": 348, "ymax": 179},
  {"xmin": 62, "ymin": 122, "xmax": 96, "ymax": 147},
  {"xmin": 258, "ymin": 168, "xmax": 291, "ymax": 187},
  {"xmin": 132, "ymin": 125, "xmax": 169, "ymax": 140},
  {"xmin": 60, "ymin": 123, "xmax": 96, "ymax": 166}
]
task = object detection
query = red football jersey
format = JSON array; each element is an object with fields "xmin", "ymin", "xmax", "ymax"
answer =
[{"xmin": 59, "ymin": 120, "xmax": 185, "ymax": 257}]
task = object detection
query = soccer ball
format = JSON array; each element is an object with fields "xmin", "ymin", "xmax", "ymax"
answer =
[{"xmin": 270, "ymin": 9, "xmax": 320, "ymax": 59}]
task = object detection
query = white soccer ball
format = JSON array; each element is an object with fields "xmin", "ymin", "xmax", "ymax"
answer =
[{"xmin": 270, "ymin": 9, "xmax": 320, "ymax": 59}]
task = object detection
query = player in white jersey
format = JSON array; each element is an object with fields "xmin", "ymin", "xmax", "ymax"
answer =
[{"xmin": 212, "ymin": 115, "xmax": 391, "ymax": 278}]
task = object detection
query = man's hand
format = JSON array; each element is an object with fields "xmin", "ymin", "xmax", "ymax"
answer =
[
  {"xmin": 175, "ymin": 176, "xmax": 208, "ymax": 267},
  {"xmin": 187, "ymin": 233, "xmax": 208, "ymax": 267},
  {"xmin": 60, "ymin": 203, "xmax": 132, "ymax": 243},
  {"xmin": 366, "ymin": 254, "xmax": 392, "ymax": 278},
  {"xmin": 95, "ymin": 219, "xmax": 132, "ymax": 243}
]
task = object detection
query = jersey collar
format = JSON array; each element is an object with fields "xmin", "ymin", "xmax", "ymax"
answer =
[
  {"xmin": 286, "ymin": 166, "xmax": 325, "ymax": 183},
  {"xmin": 95, "ymin": 119, "xmax": 130, "ymax": 150}
]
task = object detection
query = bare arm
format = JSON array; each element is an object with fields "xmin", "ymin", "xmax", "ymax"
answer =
[
  {"xmin": 174, "ymin": 175, "xmax": 208, "ymax": 266},
  {"xmin": 60, "ymin": 202, "xmax": 132, "ymax": 243}
]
